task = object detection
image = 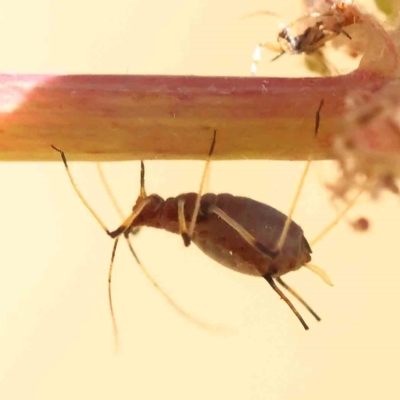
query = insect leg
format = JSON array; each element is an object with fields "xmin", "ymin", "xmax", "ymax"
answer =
[
  {"xmin": 186, "ymin": 130, "xmax": 217, "ymax": 243},
  {"xmin": 264, "ymin": 275, "xmax": 309, "ymax": 330},
  {"xmin": 52, "ymin": 145, "xmax": 110, "ymax": 234},
  {"xmin": 276, "ymin": 277, "xmax": 321, "ymax": 321},
  {"xmin": 205, "ymin": 206, "xmax": 307, "ymax": 329},
  {"xmin": 96, "ymin": 162, "xmax": 141, "ymax": 236},
  {"xmin": 178, "ymin": 198, "xmax": 191, "ymax": 246},
  {"xmin": 207, "ymin": 205, "xmax": 278, "ymax": 259},
  {"xmin": 275, "ymin": 99, "xmax": 324, "ymax": 251}
]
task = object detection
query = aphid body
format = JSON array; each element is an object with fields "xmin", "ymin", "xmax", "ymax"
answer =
[
  {"xmin": 53, "ymin": 104, "xmax": 334, "ymax": 342},
  {"xmin": 130, "ymin": 192, "xmax": 311, "ymax": 279}
]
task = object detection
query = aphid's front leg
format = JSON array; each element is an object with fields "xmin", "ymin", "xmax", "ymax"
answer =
[{"xmin": 97, "ymin": 162, "xmax": 142, "ymax": 237}]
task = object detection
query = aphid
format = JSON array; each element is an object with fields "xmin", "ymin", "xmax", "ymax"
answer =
[
  {"xmin": 250, "ymin": 1, "xmax": 362, "ymax": 75},
  {"xmin": 52, "ymin": 102, "xmax": 350, "ymax": 346}
]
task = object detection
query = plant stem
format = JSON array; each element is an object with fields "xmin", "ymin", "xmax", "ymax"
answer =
[{"xmin": 0, "ymin": 71, "xmax": 389, "ymax": 161}]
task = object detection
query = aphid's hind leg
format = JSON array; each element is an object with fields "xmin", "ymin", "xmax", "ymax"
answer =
[
  {"xmin": 274, "ymin": 99, "xmax": 324, "ymax": 252},
  {"xmin": 207, "ymin": 205, "xmax": 278, "ymax": 259},
  {"xmin": 276, "ymin": 277, "xmax": 321, "ymax": 321},
  {"xmin": 204, "ymin": 205, "xmax": 308, "ymax": 329},
  {"xmin": 264, "ymin": 275, "xmax": 309, "ymax": 330}
]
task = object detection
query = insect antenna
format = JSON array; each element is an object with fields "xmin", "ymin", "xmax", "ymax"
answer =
[
  {"xmin": 97, "ymin": 163, "xmax": 226, "ymax": 332},
  {"xmin": 52, "ymin": 145, "xmax": 150, "ymax": 352}
]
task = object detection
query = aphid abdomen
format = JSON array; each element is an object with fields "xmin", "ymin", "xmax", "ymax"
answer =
[{"xmin": 193, "ymin": 193, "xmax": 311, "ymax": 278}]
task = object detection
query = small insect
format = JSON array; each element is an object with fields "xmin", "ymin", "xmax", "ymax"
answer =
[
  {"xmin": 52, "ymin": 102, "xmax": 351, "ymax": 346},
  {"xmin": 250, "ymin": 1, "xmax": 362, "ymax": 75}
]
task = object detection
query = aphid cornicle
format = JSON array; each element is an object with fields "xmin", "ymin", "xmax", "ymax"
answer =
[{"xmin": 52, "ymin": 102, "xmax": 334, "ymax": 343}]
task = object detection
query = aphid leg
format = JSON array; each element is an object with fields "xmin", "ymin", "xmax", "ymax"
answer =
[
  {"xmin": 206, "ymin": 206, "xmax": 309, "ymax": 328},
  {"xmin": 185, "ymin": 130, "xmax": 217, "ymax": 245},
  {"xmin": 141, "ymin": 158, "xmax": 196, "ymax": 248},
  {"xmin": 52, "ymin": 145, "xmax": 150, "ymax": 351},
  {"xmin": 108, "ymin": 237, "xmax": 121, "ymax": 349},
  {"xmin": 51, "ymin": 146, "xmax": 110, "ymax": 234},
  {"xmin": 264, "ymin": 275, "xmax": 309, "ymax": 330},
  {"xmin": 207, "ymin": 205, "xmax": 278, "ymax": 259},
  {"xmin": 315, "ymin": 98, "xmax": 324, "ymax": 134},
  {"xmin": 140, "ymin": 160, "xmax": 147, "ymax": 198},
  {"xmin": 96, "ymin": 162, "xmax": 141, "ymax": 236},
  {"xmin": 275, "ymin": 99, "xmax": 324, "ymax": 251},
  {"xmin": 178, "ymin": 198, "xmax": 191, "ymax": 246},
  {"xmin": 276, "ymin": 277, "xmax": 321, "ymax": 321}
]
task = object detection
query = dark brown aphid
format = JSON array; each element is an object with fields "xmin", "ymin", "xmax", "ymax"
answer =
[{"xmin": 52, "ymin": 104, "xmax": 335, "ymax": 344}]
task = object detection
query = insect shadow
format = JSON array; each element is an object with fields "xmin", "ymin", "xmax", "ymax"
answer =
[{"xmin": 52, "ymin": 100, "xmax": 359, "ymax": 348}]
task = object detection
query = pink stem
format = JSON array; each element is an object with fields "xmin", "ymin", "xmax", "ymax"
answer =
[{"xmin": 0, "ymin": 71, "xmax": 390, "ymax": 161}]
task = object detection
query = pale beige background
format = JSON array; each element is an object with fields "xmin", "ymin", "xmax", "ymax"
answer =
[{"xmin": 1, "ymin": 1, "xmax": 399, "ymax": 399}]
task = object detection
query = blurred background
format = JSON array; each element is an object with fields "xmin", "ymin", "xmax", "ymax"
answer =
[{"xmin": 1, "ymin": 1, "xmax": 399, "ymax": 399}]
